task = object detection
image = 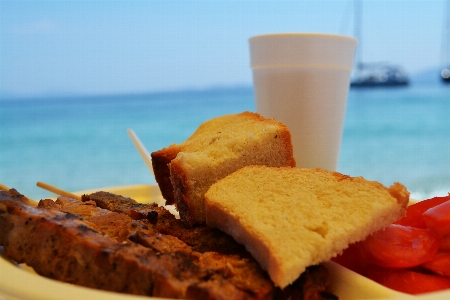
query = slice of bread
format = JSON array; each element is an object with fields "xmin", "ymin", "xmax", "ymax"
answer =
[
  {"xmin": 151, "ymin": 111, "xmax": 296, "ymax": 226},
  {"xmin": 204, "ymin": 166, "xmax": 409, "ymax": 288}
]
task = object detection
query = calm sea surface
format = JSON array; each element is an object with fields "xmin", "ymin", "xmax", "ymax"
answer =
[{"xmin": 1, "ymin": 84, "xmax": 449, "ymax": 200}]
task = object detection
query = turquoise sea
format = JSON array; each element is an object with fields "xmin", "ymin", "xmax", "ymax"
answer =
[{"xmin": 1, "ymin": 84, "xmax": 449, "ymax": 201}]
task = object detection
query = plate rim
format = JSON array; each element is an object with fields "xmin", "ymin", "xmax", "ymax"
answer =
[{"xmin": 0, "ymin": 185, "xmax": 448, "ymax": 300}]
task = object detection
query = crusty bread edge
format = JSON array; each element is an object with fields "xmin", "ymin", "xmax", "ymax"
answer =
[
  {"xmin": 272, "ymin": 121, "xmax": 296, "ymax": 168},
  {"xmin": 151, "ymin": 144, "xmax": 181, "ymax": 205},
  {"xmin": 169, "ymin": 159, "xmax": 203, "ymax": 227}
]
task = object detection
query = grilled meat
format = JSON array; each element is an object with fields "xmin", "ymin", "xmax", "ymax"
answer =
[
  {"xmin": 0, "ymin": 189, "xmax": 271, "ymax": 299},
  {"xmin": 82, "ymin": 191, "xmax": 250, "ymax": 255},
  {"xmin": 0, "ymin": 189, "xmax": 336, "ymax": 299}
]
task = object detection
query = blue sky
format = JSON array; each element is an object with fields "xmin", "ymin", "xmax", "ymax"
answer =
[{"xmin": 1, "ymin": 0, "xmax": 448, "ymax": 98}]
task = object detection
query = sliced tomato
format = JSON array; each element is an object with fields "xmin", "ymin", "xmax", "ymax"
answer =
[
  {"xmin": 358, "ymin": 224, "xmax": 440, "ymax": 268},
  {"xmin": 364, "ymin": 265, "xmax": 450, "ymax": 295},
  {"xmin": 440, "ymin": 235, "xmax": 450, "ymax": 251},
  {"xmin": 422, "ymin": 251, "xmax": 450, "ymax": 277},
  {"xmin": 395, "ymin": 195, "xmax": 450, "ymax": 228},
  {"xmin": 423, "ymin": 200, "xmax": 450, "ymax": 236},
  {"xmin": 331, "ymin": 242, "xmax": 368, "ymax": 274}
]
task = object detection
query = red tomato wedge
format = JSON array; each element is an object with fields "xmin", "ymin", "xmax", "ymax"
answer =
[
  {"xmin": 364, "ymin": 265, "xmax": 450, "ymax": 295},
  {"xmin": 395, "ymin": 195, "xmax": 450, "ymax": 228},
  {"xmin": 423, "ymin": 200, "xmax": 450, "ymax": 236},
  {"xmin": 422, "ymin": 252, "xmax": 450, "ymax": 277},
  {"xmin": 440, "ymin": 235, "xmax": 450, "ymax": 251},
  {"xmin": 358, "ymin": 224, "xmax": 440, "ymax": 268}
]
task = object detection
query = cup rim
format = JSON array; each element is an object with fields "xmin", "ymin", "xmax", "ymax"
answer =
[{"xmin": 249, "ymin": 32, "xmax": 357, "ymax": 44}]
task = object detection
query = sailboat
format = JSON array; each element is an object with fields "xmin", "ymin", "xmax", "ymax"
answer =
[
  {"xmin": 350, "ymin": 0, "xmax": 409, "ymax": 88},
  {"xmin": 442, "ymin": 69, "xmax": 450, "ymax": 83},
  {"xmin": 351, "ymin": 63, "xmax": 409, "ymax": 87},
  {"xmin": 441, "ymin": 0, "xmax": 450, "ymax": 83}
]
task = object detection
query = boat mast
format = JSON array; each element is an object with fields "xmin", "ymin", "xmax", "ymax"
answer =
[
  {"xmin": 354, "ymin": 0, "xmax": 363, "ymax": 72},
  {"xmin": 445, "ymin": 0, "xmax": 449, "ymax": 65},
  {"xmin": 441, "ymin": 0, "xmax": 450, "ymax": 81}
]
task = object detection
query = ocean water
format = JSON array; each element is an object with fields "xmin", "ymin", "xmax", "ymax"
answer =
[{"xmin": 1, "ymin": 84, "xmax": 449, "ymax": 201}]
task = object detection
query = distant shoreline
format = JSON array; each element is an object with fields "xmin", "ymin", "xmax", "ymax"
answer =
[
  {"xmin": 2, "ymin": 66, "xmax": 449, "ymax": 101},
  {"xmin": 0, "ymin": 85, "xmax": 255, "ymax": 102}
]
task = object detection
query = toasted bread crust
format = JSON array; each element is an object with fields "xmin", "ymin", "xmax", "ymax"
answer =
[
  {"xmin": 151, "ymin": 144, "xmax": 181, "ymax": 205},
  {"xmin": 168, "ymin": 159, "xmax": 199, "ymax": 226}
]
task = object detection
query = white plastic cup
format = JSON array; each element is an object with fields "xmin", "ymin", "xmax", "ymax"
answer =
[{"xmin": 249, "ymin": 33, "xmax": 358, "ymax": 171}]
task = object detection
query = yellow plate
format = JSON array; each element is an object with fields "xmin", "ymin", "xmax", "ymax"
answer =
[{"xmin": 0, "ymin": 185, "xmax": 448, "ymax": 300}]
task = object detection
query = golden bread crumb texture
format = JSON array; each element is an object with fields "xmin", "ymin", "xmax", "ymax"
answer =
[{"xmin": 204, "ymin": 166, "xmax": 409, "ymax": 288}]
